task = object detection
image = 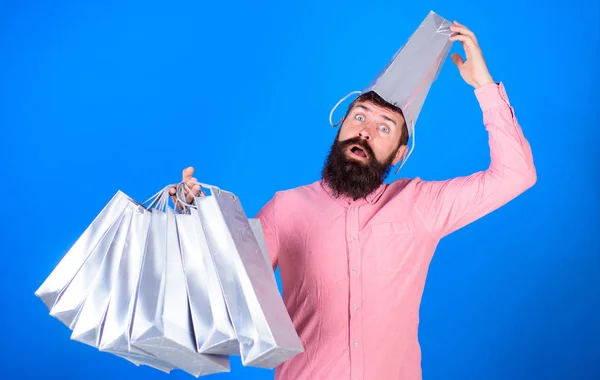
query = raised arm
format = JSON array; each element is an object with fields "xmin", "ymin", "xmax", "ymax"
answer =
[
  {"xmin": 414, "ymin": 21, "xmax": 537, "ymax": 238},
  {"xmin": 415, "ymin": 82, "xmax": 536, "ymax": 237}
]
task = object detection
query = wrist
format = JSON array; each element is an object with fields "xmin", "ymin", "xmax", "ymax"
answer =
[
  {"xmin": 474, "ymin": 81, "xmax": 510, "ymax": 112},
  {"xmin": 474, "ymin": 75, "xmax": 495, "ymax": 89}
]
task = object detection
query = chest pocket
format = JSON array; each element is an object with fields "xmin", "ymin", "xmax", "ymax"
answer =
[{"xmin": 371, "ymin": 221, "xmax": 417, "ymax": 273}]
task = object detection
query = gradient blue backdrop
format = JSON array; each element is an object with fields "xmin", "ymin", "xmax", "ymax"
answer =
[{"xmin": 1, "ymin": 0, "xmax": 598, "ymax": 379}]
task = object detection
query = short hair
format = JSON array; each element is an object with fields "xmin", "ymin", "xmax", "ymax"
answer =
[{"xmin": 345, "ymin": 91, "xmax": 409, "ymax": 147}]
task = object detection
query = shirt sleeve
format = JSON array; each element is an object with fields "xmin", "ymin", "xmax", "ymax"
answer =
[
  {"xmin": 255, "ymin": 193, "xmax": 281, "ymax": 271},
  {"xmin": 414, "ymin": 82, "xmax": 537, "ymax": 238}
]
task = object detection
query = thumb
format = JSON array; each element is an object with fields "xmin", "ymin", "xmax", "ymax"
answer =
[
  {"xmin": 450, "ymin": 53, "xmax": 464, "ymax": 68},
  {"xmin": 182, "ymin": 166, "xmax": 195, "ymax": 181}
]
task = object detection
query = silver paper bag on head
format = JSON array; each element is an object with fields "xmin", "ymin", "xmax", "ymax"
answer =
[
  {"xmin": 330, "ymin": 10, "xmax": 454, "ymax": 173},
  {"xmin": 129, "ymin": 197, "xmax": 230, "ymax": 377},
  {"xmin": 362, "ymin": 10, "xmax": 453, "ymax": 136},
  {"xmin": 193, "ymin": 186, "xmax": 304, "ymax": 368}
]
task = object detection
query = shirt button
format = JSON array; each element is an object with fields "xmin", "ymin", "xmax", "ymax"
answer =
[
  {"xmin": 349, "ymin": 235, "xmax": 355, "ymax": 241},
  {"xmin": 366, "ymin": 196, "xmax": 372, "ymax": 202},
  {"xmin": 354, "ymin": 340, "xmax": 359, "ymax": 347},
  {"xmin": 350, "ymin": 207, "xmax": 355, "ymax": 212},
  {"xmin": 352, "ymin": 269, "xmax": 357, "ymax": 276},
  {"xmin": 353, "ymin": 304, "xmax": 358, "ymax": 311}
]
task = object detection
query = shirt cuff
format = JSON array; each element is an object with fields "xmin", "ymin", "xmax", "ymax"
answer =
[{"xmin": 474, "ymin": 82, "xmax": 511, "ymax": 112}]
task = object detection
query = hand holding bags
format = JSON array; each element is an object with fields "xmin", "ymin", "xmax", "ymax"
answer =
[{"xmin": 36, "ymin": 181, "xmax": 303, "ymax": 377}]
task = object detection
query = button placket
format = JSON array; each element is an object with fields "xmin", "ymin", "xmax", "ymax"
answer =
[{"xmin": 347, "ymin": 203, "xmax": 363, "ymax": 380}]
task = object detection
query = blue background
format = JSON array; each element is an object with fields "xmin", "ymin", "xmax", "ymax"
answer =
[{"xmin": 1, "ymin": 0, "xmax": 598, "ymax": 379}]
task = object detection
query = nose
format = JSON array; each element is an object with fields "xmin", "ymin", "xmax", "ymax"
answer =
[{"xmin": 358, "ymin": 127, "xmax": 372, "ymax": 140}]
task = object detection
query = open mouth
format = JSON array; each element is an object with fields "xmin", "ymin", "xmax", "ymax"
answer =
[{"xmin": 349, "ymin": 145, "xmax": 368, "ymax": 159}]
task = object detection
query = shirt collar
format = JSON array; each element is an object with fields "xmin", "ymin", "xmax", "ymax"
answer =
[{"xmin": 320, "ymin": 179, "xmax": 387, "ymax": 206}]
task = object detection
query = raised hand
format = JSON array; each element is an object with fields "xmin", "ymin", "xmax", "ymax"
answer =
[
  {"xmin": 449, "ymin": 21, "xmax": 495, "ymax": 89},
  {"xmin": 169, "ymin": 166, "xmax": 202, "ymax": 210}
]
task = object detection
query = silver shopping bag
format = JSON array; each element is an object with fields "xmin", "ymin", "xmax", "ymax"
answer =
[
  {"xmin": 36, "ymin": 188, "xmax": 177, "ymax": 372},
  {"xmin": 35, "ymin": 191, "xmax": 136, "ymax": 324},
  {"xmin": 70, "ymin": 196, "xmax": 176, "ymax": 372},
  {"xmin": 69, "ymin": 206, "xmax": 133, "ymax": 347},
  {"xmin": 129, "ymin": 188, "xmax": 230, "ymax": 377},
  {"xmin": 361, "ymin": 10, "xmax": 453, "ymax": 136},
  {"xmin": 192, "ymin": 185, "xmax": 304, "ymax": 368},
  {"xmin": 330, "ymin": 10, "xmax": 454, "ymax": 174},
  {"xmin": 95, "ymin": 197, "xmax": 179, "ymax": 371},
  {"xmin": 71, "ymin": 206, "xmax": 173, "ymax": 373},
  {"xmin": 175, "ymin": 208, "xmax": 238, "ymax": 355}
]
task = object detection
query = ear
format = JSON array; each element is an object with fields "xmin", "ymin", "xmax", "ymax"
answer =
[{"xmin": 392, "ymin": 144, "xmax": 409, "ymax": 166}]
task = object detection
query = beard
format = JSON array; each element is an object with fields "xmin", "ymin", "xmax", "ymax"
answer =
[{"xmin": 321, "ymin": 135, "xmax": 395, "ymax": 201}]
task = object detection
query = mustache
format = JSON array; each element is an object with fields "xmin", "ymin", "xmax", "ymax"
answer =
[{"xmin": 339, "ymin": 137, "xmax": 375, "ymax": 158}]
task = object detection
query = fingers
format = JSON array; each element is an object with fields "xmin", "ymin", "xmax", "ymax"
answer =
[
  {"xmin": 182, "ymin": 166, "xmax": 195, "ymax": 182},
  {"xmin": 186, "ymin": 177, "xmax": 200, "ymax": 193},
  {"xmin": 181, "ymin": 167, "xmax": 199, "ymax": 196},
  {"xmin": 450, "ymin": 53, "xmax": 464, "ymax": 68},
  {"xmin": 171, "ymin": 183, "xmax": 200, "ymax": 211},
  {"xmin": 186, "ymin": 187, "xmax": 198, "ymax": 204},
  {"xmin": 184, "ymin": 178, "xmax": 201, "ymax": 204},
  {"xmin": 169, "ymin": 166, "xmax": 200, "ymax": 211},
  {"xmin": 449, "ymin": 33, "xmax": 477, "ymax": 49},
  {"xmin": 450, "ymin": 21, "xmax": 478, "ymax": 45}
]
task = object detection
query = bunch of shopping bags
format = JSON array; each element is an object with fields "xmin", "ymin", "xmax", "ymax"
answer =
[{"xmin": 35, "ymin": 182, "xmax": 303, "ymax": 377}]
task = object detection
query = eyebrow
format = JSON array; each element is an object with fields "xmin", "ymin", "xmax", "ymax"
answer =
[{"xmin": 353, "ymin": 104, "xmax": 397, "ymax": 126}]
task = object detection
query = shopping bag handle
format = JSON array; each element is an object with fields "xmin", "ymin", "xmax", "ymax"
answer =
[
  {"xmin": 174, "ymin": 181, "xmax": 237, "ymax": 209},
  {"xmin": 140, "ymin": 181, "xmax": 236, "ymax": 213},
  {"xmin": 141, "ymin": 184, "xmax": 173, "ymax": 211}
]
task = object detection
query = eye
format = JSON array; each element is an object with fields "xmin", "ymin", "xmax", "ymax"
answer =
[
  {"xmin": 379, "ymin": 125, "xmax": 390, "ymax": 133},
  {"xmin": 354, "ymin": 114, "xmax": 365, "ymax": 122}
]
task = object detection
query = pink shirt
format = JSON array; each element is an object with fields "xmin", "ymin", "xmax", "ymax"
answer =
[{"xmin": 256, "ymin": 82, "xmax": 536, "ymax": 380}]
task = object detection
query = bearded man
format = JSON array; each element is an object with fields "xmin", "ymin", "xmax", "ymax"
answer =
[{"xmin": 170, "ymin": 18, "xmax": 536, "ymax": 380}]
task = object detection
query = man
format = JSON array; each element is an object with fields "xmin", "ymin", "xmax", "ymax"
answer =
[{"xmin": 171, "ymin": 21, "xmax": 536, "ymax": 380}]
